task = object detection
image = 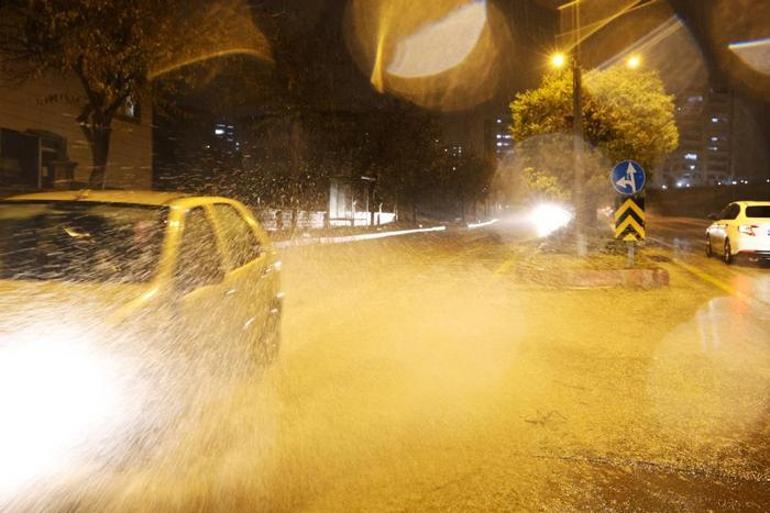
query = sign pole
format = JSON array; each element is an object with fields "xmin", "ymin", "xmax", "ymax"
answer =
[{"xmin": 627, "ymin": 239, "xmax": 636, "ymax": 267}]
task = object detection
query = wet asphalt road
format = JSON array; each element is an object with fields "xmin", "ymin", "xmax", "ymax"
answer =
[
  {"xmin": 258, "ymin": 216, "xmax": 770, "ymax": 512},
  {"xmin": 10, "ymin": 216, "xmax": 770, "ymax": 512}
]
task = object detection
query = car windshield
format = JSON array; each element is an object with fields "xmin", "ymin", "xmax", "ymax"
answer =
[
  {"xmin": 0, "ymin": 201, "xmax": 166, "ymax": 283},
  {"xmin": 745, "ymin": 206, "xmax": 770, "ymax": 219}
]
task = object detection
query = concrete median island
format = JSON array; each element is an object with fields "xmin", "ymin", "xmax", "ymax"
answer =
[{"xmin": 513, "ymin": 244, "xmax": 670, "ymax": 289}]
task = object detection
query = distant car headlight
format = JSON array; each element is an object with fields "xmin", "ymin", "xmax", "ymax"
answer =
[
  {"xmin": 529, "ymin": 203, "xmax": 574, "ymax": 238},
  {"xmin": 0, "ymin": 326, "xmax": 133, "ymax": 495}
]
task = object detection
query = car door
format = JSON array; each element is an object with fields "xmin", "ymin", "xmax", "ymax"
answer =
[
  {"xmin": 721, "ymin": 203, "xmax": 742, "ymax": 253},
  {"xmin": 210, "ymin": 202, "xmax": 271, "ymax": 349},
  {"xmin": 172, "ymin": 206, "xmax": 231, "ymax": 359},
  {"xmin": 711, "ymin": 203, "xmax": 737, "ymax": 252}
]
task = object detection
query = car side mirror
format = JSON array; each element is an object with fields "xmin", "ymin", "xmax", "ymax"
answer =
[{"xmin": 707, "ymin": 213, "xmax": 719, "ymax": 220}]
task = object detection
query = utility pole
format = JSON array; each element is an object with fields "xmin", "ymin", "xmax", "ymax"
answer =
[{"xmin": 571, "ymin": 0, "xmax": 587, "ymax": 257}]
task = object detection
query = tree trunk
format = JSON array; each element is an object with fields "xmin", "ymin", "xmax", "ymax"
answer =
[{"xmin": 85, "ymin": 125, "xmax": 112, "ymax": 189}]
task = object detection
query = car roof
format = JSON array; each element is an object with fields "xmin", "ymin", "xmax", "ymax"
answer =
[
  {"xmin": 733, "ymin": 201, "xmax": 770, "ymax": 206},
  {"xmin": 2, "ymin": 190, "xmax": 236, "ymax": 207}
]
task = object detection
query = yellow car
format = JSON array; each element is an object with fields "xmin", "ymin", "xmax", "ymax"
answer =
[
  {"xmin": 0, "ymin": 189, "xmax": 282, "ymax": 357},
  {"xmin": 0, "ymin": 190, "xmax": 282, "ymax": 491}
]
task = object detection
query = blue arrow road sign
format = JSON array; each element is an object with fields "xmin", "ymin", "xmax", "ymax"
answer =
[{"xmin": 611, "ymin": 160, "xmax": 646, "ymax": 196}]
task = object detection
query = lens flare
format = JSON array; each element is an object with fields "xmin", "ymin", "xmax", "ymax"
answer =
[
  {"xmin": 729, "ymin": 38, "xmax": 770, "ymax": 76},
  {"xmin": 386, "ymin": 0, "xmax": 487, "ymax": 79},
  {"xmin": 148, "ymin": 0, "xmax": 272, "ymax": 80},
  {"xmin": 345, "ymin": 0, "xmax": 512, "ymax": 111}
]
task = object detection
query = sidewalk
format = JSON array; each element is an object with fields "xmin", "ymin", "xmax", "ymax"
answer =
[{"xmin": 269, "ymin": 218, "xmax": 499, "ymax": 249}]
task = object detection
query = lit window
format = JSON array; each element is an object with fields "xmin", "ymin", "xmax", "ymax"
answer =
[
  {"xmin": 683, "ymin": 153, "xmax": 698, "ymax": 160},
  {"xmin": 119, "ymin": 97, "xmax": 141, "ymax": 120},
  {"xmin": 687, "ymin": 95, "xmax": 703, "ymax": 102},
  {"xmin": 689, "ymin": 165, "xmax": 696, "ymax": 170},
  {"xmin": 711, "ymin": 117, "xmax": 719, "ymax": 123},
  {"xmin": 496, "ymin": 134, "xmax": 502, "ymax": 139},
  {"xmin": 504, "ymin": 135, "xmax": 513, "ymax": 139},
  {"xmin": 710, "ymin": 136, "xmax": 718, "ymax": 142},
  {"xmin": 496, "ymin": 142, "xmax": 503, "ymax": 147},
  {"xmin": 708, "ymin": 146, "xmax": 718, "ymax": 151},
  {"xmin": 214, "ymin": 128, "xmax": 225, "ymax": 135}
]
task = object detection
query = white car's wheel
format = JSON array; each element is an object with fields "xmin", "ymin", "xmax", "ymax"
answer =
[
  {"xmin": 705, "ymin": 235, "xmax": 713, "ymax": 257},
  {"xmin": 723, "ymin": 239, "xmax": 733, "ymax": 265}
]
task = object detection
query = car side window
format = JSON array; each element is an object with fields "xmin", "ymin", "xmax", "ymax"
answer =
[
  {"xmin": 213, "ymin": 203, "xmax": 261, "ymax": 269},
  {"xmin": 175, "ymin": 207, "xmax": 224, "ymax": 293},
  {"xmin": 719, "ymin": 204, "xmax": 739, "ymax": 220}
]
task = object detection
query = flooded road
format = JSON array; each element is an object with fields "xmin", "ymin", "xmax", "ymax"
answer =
[{"xmin": 7, "ymin": 221, "xmax": 770, "ymax": 512}]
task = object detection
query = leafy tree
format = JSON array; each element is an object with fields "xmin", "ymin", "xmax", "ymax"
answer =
[
  {"xmin": 510, "ymin": 66, "xmax": 678, "ymax": 202},
  {"xmin": 0, "ymin": 0, "xmax": 269, "ymax": 187}
]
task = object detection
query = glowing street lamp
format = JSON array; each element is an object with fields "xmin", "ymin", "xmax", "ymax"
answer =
[
  {"xmin": 550, "ymin": 52, "xmax": 567, "ymax": 69},
  {"xmin": 626, "ymin": 54, "xmax": 641, "ymax": 69}
]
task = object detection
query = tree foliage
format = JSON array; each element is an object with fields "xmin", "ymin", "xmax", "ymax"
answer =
[{"xmin": 510, "ymin": 67, "xmax": 678, "ymax": 201}]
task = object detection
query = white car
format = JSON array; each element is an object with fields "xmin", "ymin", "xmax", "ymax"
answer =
[{"xmin": 706, "ymin": 201, "xmax": 770, "ymax": 264}]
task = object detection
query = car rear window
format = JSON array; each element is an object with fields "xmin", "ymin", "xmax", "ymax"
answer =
[
  {"xmin": 745, "ymin": 206, "xmax": 770, "ymax": 218},
  {"xmin": 0, "ymin": 201, "xmax": 167, "ymax": 283}
]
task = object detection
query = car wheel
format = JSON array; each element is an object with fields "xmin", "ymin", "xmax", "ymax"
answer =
[
  {"xmin": 723, "ymin": 239, "xmax": 733, "ymax": 265},
  {"xmin": 258, "ymin": 306, "xmax": 281, "ymax": 366},
  {"xmin": 705, "ymin": 235, "xmax": 713, "ymax": 257}
]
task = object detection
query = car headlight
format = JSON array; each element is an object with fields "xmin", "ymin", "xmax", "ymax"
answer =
[
  {"xmin": 529, "ymin": 203, "xmax": 574, "ymax": 238},
  {"xmin": 0, "ymin": 326, "xmax": 131, "ymax": 495}
]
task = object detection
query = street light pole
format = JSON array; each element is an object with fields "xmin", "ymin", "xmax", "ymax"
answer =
[
  {"xmin": 571, "ymin": 0, "xmax": 587, "ymax": 257},
  {"xmin": 572, "ymin": 53, "xmax": 586, "ymax": 257}
]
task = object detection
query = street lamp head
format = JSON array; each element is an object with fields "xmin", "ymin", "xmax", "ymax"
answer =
[
  {"xmin": 626, "ymin": 55, "xmax": 641, "ymax": 69},
  {"xmin": 550, "ymin": 52, "xmax": 567, "ymax": 69}
]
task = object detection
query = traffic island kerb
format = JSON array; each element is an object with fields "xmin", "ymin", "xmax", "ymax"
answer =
[{"xmin": 517, "ymin": 267, "xmax": 670, "ymax": 289}]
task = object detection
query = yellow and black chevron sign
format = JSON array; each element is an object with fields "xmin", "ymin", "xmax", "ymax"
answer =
[{"xmin": 614, "ymin": 196, "xmax": 645, "ymax": 241}]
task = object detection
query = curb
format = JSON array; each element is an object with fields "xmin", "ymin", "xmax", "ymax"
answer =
[{"xmin": 273, "ymin": 225, "xmax": 447, "ymax": 249}]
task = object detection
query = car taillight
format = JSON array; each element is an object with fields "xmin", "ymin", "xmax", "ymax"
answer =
[{"xmin": 739, "ymin": 224, "xmax": 759, "ymax": 236}]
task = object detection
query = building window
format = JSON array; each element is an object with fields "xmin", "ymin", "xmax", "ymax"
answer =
[
  {"xmin": 683, "ymin": 153, "xmax": 698, "ymax": 160},
  {"xmin": 117, "ymin": 96, "xmax": 141, "ymax": 122}
]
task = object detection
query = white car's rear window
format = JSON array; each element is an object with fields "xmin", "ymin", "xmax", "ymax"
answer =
[{"xmin": 745, "ymin": 206, "xmax": 770, "ymax": 218}]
